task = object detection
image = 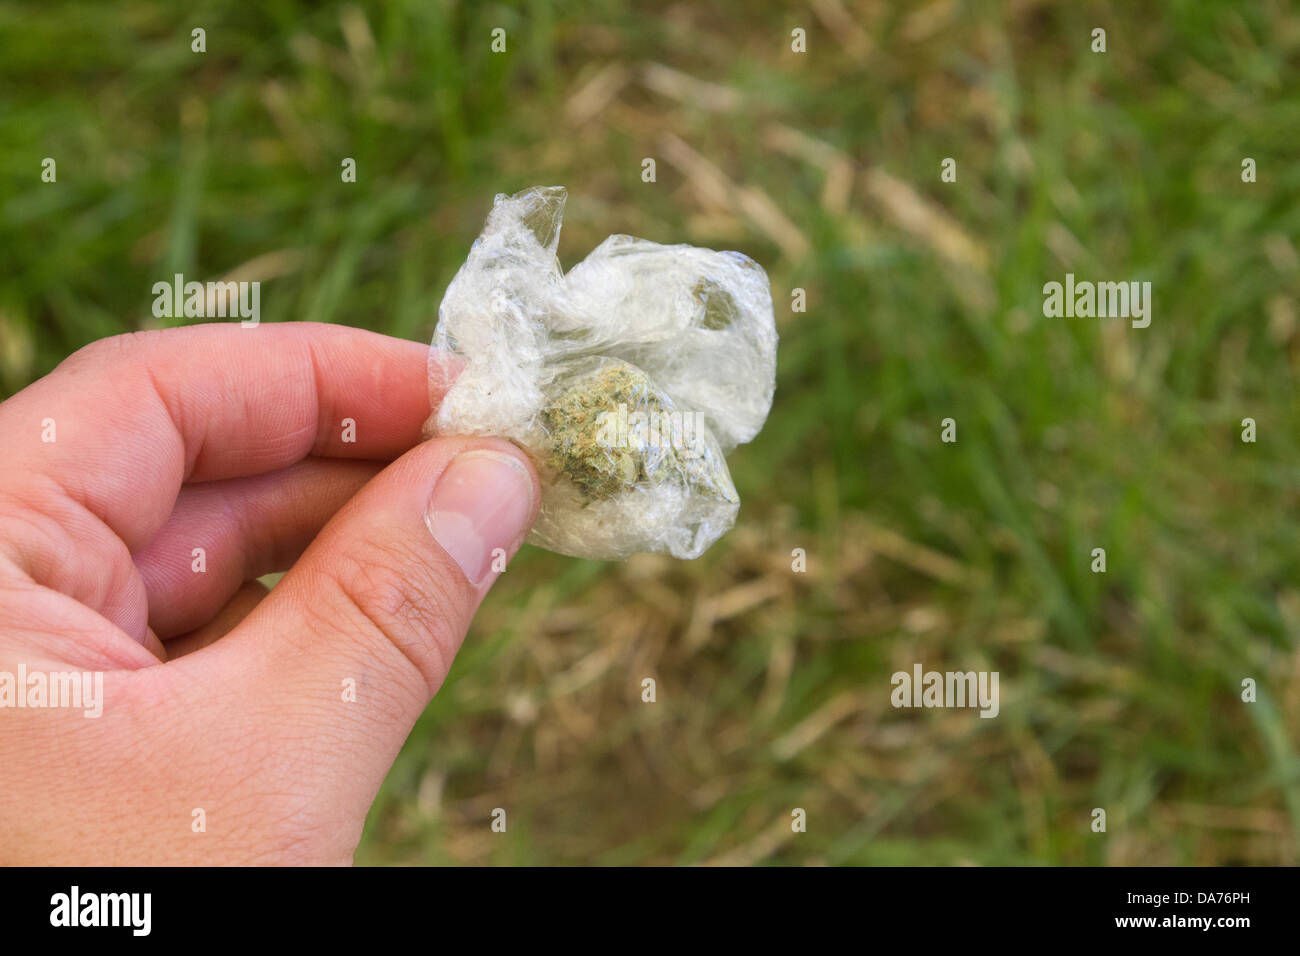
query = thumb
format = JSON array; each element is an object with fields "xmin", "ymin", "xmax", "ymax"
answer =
[{"xmin": 194, "ymin": 435, "xmax": 538, "ymax": 824}]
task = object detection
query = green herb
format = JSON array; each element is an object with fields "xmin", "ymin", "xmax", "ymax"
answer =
[{"xmin": 539, "ymin": 363, "xmax": 737, "ymax": 504}]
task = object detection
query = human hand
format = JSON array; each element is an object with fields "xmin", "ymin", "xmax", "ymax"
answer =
[{"xmin": 0, "ymin": 322, "xmax": 539, "ymax": 864}]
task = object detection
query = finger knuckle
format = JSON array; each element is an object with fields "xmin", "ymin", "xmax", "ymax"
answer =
[
  {"xmin": 322, "ymin": 538, "xmax": 466, "ymax": 694},
  {"xmin": 60, "ymin": 330, "xmax": 166, "ymax": 371}
]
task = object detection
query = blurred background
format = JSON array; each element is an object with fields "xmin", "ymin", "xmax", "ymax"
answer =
[{"xmin": 2, "ymin": 0, "xmax": 1299, "ymax": 864}]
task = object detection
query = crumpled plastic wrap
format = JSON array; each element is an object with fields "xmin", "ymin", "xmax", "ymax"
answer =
[{"xmin": 423, "ymin": 186, "xmax": 777, "ymax": 560}]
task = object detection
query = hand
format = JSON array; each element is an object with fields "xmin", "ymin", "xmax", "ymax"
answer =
[{"xmin": 0, "ymin": 322, "xmax": 539, "ymax": 864}]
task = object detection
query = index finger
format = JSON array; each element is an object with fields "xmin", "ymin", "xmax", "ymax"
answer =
[{"xmin": 0, "ymin": 321, "xmax": 442, "ymax": 552}]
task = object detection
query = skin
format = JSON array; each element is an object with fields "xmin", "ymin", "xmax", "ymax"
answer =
[{"xmin": 0, "ymin": 322, "xmax": 540, "ymax": 865}]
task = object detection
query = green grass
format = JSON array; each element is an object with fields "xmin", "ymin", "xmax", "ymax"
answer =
[{"xmin": 2, "ymin": 0, "xmax": 1298, "ymax": 864}]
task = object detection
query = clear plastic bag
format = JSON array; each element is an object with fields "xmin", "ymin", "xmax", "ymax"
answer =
[{"xmin": 424, "ymin": 186, "xmax": 777, "ymax": 560}]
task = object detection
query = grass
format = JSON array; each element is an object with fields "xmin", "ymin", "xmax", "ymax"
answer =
[{"xmin": 2, "ymin": 0, "xmax": 1298, "ymax": 864}]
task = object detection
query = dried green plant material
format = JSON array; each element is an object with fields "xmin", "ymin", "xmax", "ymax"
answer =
[
  {"xmin": 540, "ymin": 362, "xmax": 738, "ymax": 504},
  {"xmin": 540, "ymin": 364, "xmax": 646, "ymax": 500}
]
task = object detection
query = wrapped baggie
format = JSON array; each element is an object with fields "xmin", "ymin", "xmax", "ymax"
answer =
[{"xmin": 424, "ymin": 186, "xmax": 777, "ymax": 560}]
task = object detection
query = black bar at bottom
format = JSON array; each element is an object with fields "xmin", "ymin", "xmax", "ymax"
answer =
[{"xmin": 0, "ymin": 865, "xmax": 1280, "ymax": 942}]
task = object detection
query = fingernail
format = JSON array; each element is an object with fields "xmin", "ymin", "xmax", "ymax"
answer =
[{"xmin": 426, "ymin": 450, "xmax": 535, "ymax": 586}]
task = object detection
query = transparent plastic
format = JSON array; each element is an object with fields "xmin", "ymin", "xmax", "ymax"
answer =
[{"xmin": 424, "ymin": 186, "xmax": 777, "ymax": 560}]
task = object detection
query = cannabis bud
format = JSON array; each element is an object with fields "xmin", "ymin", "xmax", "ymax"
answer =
[
  {"xmin": 539, "ymin": 360, "xmax": 738, "ymax": 505},
  {"xmin": 424, "ymin": 186, "xmax": 776, "ymax": 560}
]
